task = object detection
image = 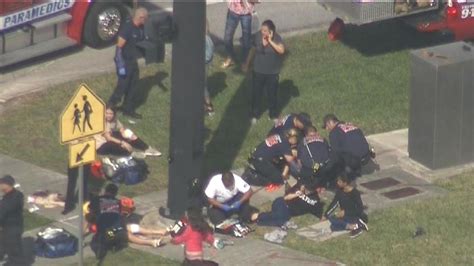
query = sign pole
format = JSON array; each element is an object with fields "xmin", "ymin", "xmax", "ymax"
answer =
[{"xmin": 78, "ymin": 165, "xmax": 84, "ymax": 266}]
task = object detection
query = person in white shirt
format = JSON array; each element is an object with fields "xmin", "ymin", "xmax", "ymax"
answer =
[{"xmin": 205, "ymin": 171, "xmax": 257, "ymax": 225}]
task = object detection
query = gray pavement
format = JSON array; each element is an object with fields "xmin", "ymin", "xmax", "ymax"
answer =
[{"xmin": 0, "ymin": 2, "xmax": 334, "ymax": 103}]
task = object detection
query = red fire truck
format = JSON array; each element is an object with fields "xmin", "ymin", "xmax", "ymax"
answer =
[
  {"xmin": 0, "ymin": 0, "xmax": 133, "ymax": 67},
  {"xmin": 325, "ymin": 0, "xmax": 474, "ymax": 41}
]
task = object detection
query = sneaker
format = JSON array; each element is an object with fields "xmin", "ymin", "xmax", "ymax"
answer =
[
  {"xmin": 251, "ymin": 117, "xmax": 258, "ymax": 125},
  {"xmin": 145, "ymin": 147, "xmax": 162, "ymax": 157},
  {"xmin": 152, "ymin": 238, "xmax": 163, "ymax": 248},
  {"xmin": 282, "ymin": 221, "xmax": 298, "ymax": 230},
  {"xmin": 123, "ymin": 111, "xmax": 143, "ymax": 119},
  {"xmin": 358, "ymin": 218, "xmax": 369, "ymax": 231},
  {"xmin": 131, "ymin": 151, "xmax": 146, "ymax": 159},
  {"xmin": 221, "ymin": 58, "xmax": 234, "ymax": 69},
  {"xmin": 350, "ymin": 228, "xmax": 363, "ymax": 239},
  {"xmin": 265, "ymin": 184, "xmax": 281, "ymax": 192}
]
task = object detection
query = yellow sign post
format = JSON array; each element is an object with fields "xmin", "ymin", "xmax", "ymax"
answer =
[
  {"xmin": 69, "ymin": 139, "xmax": 96, "ymax": 168},
  {"xmin": 59, "ymin": 83, "xmax": 105, "ymax": 266},
  {"xmin": 60, "ymin": 83, "xmax": 105, "ymax": 144}
]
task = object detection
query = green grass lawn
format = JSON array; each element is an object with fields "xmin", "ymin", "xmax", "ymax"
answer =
[
  {"xmin": 276, "ymin": 173, "xmax": 474, "ymax": 265},
  {"xmin": 0, "ymin": 31, "xmax": 411, "ymax": 196},
  {"xmin": 83, "ymin": 248, "xmax": 179, "ymax": 266},
  {"xmin": 24, "ymin": 211, "xmax": 53, "ymax": 231}
]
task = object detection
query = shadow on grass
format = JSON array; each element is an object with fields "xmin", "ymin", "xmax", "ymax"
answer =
[
  {"xmin": 134, "ymin": 71, "xmax": 169, "ymax": 109},
  {"xmin": 341, "ymin": 20, "xmax": 454, "ymax": 56},
  {"xmin": 208, "ymin": 72, "xmax": 228, "ymax": 98},
  {"xmin": 204, "ymin": 76, "xmax": 299, "ymax": 174}
]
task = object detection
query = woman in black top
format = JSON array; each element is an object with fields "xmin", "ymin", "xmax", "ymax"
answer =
[{"xmin": 244, "ymin": 20, "xmax": 285, "ymax": 124}]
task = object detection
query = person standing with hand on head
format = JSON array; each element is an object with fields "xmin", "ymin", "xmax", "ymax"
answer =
[
  {"xmin": 243, "ymin": 20, "xmax": 285, "ymax": 125},
  {"xmin": 0, "ymin": 175, "xmax": 26, "ymax": 266},
  {"xmin": 108, "ymin": 7, "xmax": 148, "ymax": 120}
]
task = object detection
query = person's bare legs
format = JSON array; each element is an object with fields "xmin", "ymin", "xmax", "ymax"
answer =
[{"xmin": 127, "ymin": 224, "xmax": 165, "ymax": 247}]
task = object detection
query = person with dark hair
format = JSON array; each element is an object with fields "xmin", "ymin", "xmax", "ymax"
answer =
[
  {"xmin": 247, "ymin": 129, "xmax": 298, "ymax": 189},
  {"xmin": 252, "ymin": 181, "xmax": 324, "ymax": 229},
  {"xmin": 89, "ymin": 183, "xmax": 127, "ymax": 261},
  {"xmin": 221, "ymin": 0, "xmax": 257, "ymax": 69},
  {"xmin": 323, "ymin": 175, "xmax": 368, "ymax": 238},
  {"xmin": 268, "ymin": 113, "xmax": 312, "ymax": 137},
  {"xmin": 243, "ymin": 19, "xmax": 285, "ymax": 124},
  {"xmin": 205, "ymin": 171, "xmax": 257, "ymax": 226},
  {"xmin": 322, "ymin": 114, "xmax": 373, "ymax": 180},
  {"xmin": 0, "ymin": 175, "xmax": 26, "ymax": 266},
  {"xmin": 296, "ymin": 126, "xmax": 331, "ymax": 187},
  {"xmin": 95, "ymin": 106, "xmax": 161, "ymax": 157},
  {"xmin": 171, "ymin": 207, "xmax": 219, "ymax": 266}
]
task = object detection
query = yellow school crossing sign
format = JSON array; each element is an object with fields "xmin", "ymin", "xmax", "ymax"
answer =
[
  {"xmin": 69, "ymin": 139, "xmax": 96, "ymax": 168},
  {"xmin": 60, "ymin": 84, "xmax": 105, "ymax": 144}
]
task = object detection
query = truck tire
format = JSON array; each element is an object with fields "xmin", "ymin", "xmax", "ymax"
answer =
[{"xmin": 83, "ymin": 1, "xmax": 129, "ymax": 48}]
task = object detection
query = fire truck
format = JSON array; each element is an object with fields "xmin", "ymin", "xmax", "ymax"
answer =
[
  {"xmin": 0, "ymin": 0, "xmax": 133, "ymax": 67},
  {"xmin": 324, "ymin": 0, "xmax": 474, "ymax": 41}
]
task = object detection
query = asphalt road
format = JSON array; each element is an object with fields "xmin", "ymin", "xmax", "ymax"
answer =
[{"xmin": 0, "ymin": 1, "xmax": 334, "ymax": 102}]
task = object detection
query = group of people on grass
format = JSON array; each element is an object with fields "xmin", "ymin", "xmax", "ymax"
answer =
[{"xmin": 83, "ymin": 111, "xmax": 373, "ymax": 266}]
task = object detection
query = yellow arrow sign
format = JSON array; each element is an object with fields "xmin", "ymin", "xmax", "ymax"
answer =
[
  {"xmin": 69, "ymin": 139, "xmax": 97, "ymax": 168},
  {"xmin": 60, "ymin": 84, "xmax": 105, "ymax": 144}
]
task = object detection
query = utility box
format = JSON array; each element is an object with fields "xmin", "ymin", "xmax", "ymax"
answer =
[{"xmin": 409, "ymin": 42, "xmax": 474, "ymax": 169}]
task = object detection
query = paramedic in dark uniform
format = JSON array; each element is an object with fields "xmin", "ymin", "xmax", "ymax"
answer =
[
  {"xmin": 0, "ymin": 175, "xmax": 25, "ymax": 266},
  {"xmin": 248, "ymin": 129, "xmax": 299, "ymax": 187},
  {"xmin": 268, "ymin": 112, "xmax": 312, "ymax": 137},
  {"xmin": 108, "ymin": 7, "xmax": 148, "ymax": 119},
  {"xmin": 297, "ymin": 126, "xmax": 331, "ymax": 187},
  {"xmin": 89, "ymin": 184, "xmax": 125, "ymax": 261},
  {"xmin": 322, "ymin": 114, "xmax": 372, "ymax": 180}
]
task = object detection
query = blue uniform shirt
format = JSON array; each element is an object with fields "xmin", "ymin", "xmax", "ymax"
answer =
[
  {"xmin": 268, "ymin": 114, "xmax": 296, "ymax": 136},
  {"xmin": 329, "ymin": 122, "xmax": 369, "ymax": 159},
  {"xmin": 118, "ymin": 19, "xmax": 146, "ymax": 64},
  {"xmin": 253, "ymin": 134, "xmax": 293, "ymax": 161},
  {"xmin": 297, "ymin": 134, "xmax": 330, "ymax": 168}
]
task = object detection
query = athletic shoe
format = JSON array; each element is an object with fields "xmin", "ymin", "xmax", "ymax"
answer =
[
  {"xmin": 123, "ymin": 111, "xmax": 143, "ymax": 119},
  {"xmin": 251, "ymin": 117, "xmax": 258, "ymax": 125},
  {"xmin": 358, "ymin": 218, "xmax": 369, "ymax": 231},
  {"xmin": 265, "ymin": 183, "xmax": 281, "ymax": 192},
  {"xmin": 131, "ymin": 151, "xmax": 146, "ymax": 159},
  {"xmin": 350, "ymin": 228, "xmax": 363, "ymax": 239},
  {"xmin": 282, "ymin": 221, "xmax": 298, "ymax": 230},
  {"xmin": 152, "ymin": 238, "xmax": 163, "ymax": 248},
  {"xmin": 145, "ymin": 147, "xmax": 162, "ymax": 157}
]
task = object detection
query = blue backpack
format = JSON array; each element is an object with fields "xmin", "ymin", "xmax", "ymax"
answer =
[
  {"xmin": 111, "ymin": 157, "xmax": 147, "ymax": 185},
  {"xmin": 35, "ymin": 227, "xmax": 78, "ymax": 258}
]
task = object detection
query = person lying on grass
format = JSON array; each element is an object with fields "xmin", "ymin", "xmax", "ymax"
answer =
[
  {"xmin": 323, "ymin": 175, "xmax": 369, "ymax": 238},
  {"xmin": 251, "ymin": 179, "xmax": 324, "ymax": 229}
]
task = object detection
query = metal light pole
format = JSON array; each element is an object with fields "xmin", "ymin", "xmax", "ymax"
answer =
[{"xmin": 161, "ymin": 0, "xmax": 206, "ymax": 219}]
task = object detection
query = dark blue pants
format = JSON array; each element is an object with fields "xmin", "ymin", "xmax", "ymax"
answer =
[
  {"xmin": 328, "ymin": 216, "xmax": 358, "ymax": 231},
  {"xmin": 109, "ymin": 63, "xmax": 140, "ymax": 113},
  {"xmin": 257, "ymin": 197, "xmax": 290, "ymax": 227},
  {"xmin": 223, "ymin": 10, "xmax": 252, "ymax": 62}
]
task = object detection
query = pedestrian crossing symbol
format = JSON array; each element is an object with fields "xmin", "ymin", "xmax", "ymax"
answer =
[{"xmin": 60, "ymin": 84, "xmax": 105, "ymax": 144}]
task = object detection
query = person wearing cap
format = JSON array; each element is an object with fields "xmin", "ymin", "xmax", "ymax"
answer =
[
  {"xmin": 251, "ymin": 180, "xmax": 324, "ymax": 229},
  {"xmin": 322, "ymin": 114, "xmax": 372, "ymax": 180},
  {"xmin": 296, "ymin": 126, "xmax": 331, "ymax": 187},
  {"xmin": 0, "ymin": 175, "xmax": 25, "ymax": 266},
  {"xmin": 268, "ymin": 113, "xmax": 312, "ymax": 137},
  {"xmin": 248, "ymin": 129, "xmax": 299, "ymax": 189}
]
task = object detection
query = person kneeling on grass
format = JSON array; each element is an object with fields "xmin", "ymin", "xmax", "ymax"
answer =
[
  {"xmin": 252, "ymin": 180, "xmax": 324, "ymax": 230},
  {"xmin": 95, "ymin": 106, "xmax": 161, "ymax": 158},
  {"xmin": 323, "ymin": 175, "xmax": 369, "ymax": 238},
  {"xmin": 205, "ymin": 171, "xmax": 258, "ymax": 226}
]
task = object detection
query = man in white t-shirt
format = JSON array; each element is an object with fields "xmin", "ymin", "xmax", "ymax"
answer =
[{"xmin": 205, "ymin": 171, "xmax": 257, "ymax": 225}]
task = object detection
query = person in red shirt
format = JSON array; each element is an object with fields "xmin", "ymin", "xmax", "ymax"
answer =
[{"xmin": 171, "ymin": 207, "xmax": 219, "ymax": 266}]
